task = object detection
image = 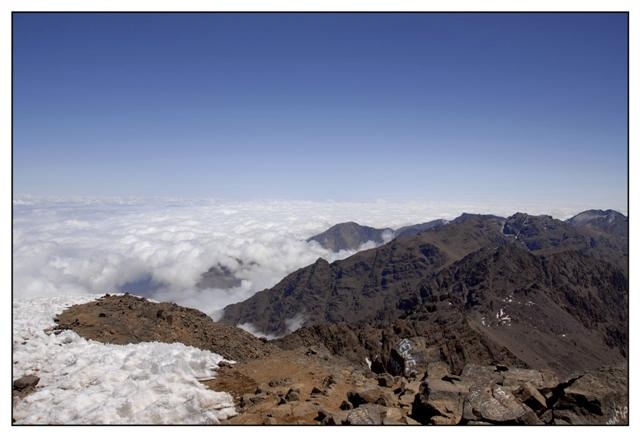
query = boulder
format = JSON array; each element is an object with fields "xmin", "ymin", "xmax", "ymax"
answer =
[
  {"xmin": 461, "ymin": 364, "xmax": 503, "ymax": 386},
  {"xmin": 388, "ymin": 337, "xmax": 441, "ymax": 377},
  {"xmin": 315, "ymin": 407, "xmax": 347, "ymax": 425},
  {"xmin": 13, "ymin": 374, "xmax": 39, "ymax": 392},
  {"xmin": 464, "ymin": 384, "xmax": 539, "ymax": 424},
  {"xmin": 512, "ymin": 382, "xmax": 547, "ymax": 414},
  {"xmin": 501, "ymin": 368, "xmax": 559, "ymax": 395},
  {"xmin": 412, "ymin": 377, "xmax": 470, "ymax": 424},
  {"xmin": 347, "ymin": 386, "xmax": 396, "ymax": 407},
  {"xmin": 285, "ymin": 387, "xmax": 301, "ymax": 402},
  {"xmin": 339, "ymin": 400, "xmax": 353, "ymax": 410},
  {"xmin": 376, "ymin": 373, "xmax": 395, "ymax": 387},
  {"xmin": 381, "ymin": 407, "xmax": 405, "ymax": 425},
  {"xmin": 551, "ymin": 367, "xmax": 628, "ymax": 424},
  {"xmin": 403, "ymin": 416, "xmax": 421, "ymax": 425},
  {"xmin": 425, "ymin": 361, "xmax": 450, "ymax": 380},
  {"xmin": 344, "ymin": 404, "xmax": 387, "ymax": 425},
  {"xmin": 310, "ymin": 386, "xmax": 327, "ymax": 396}
]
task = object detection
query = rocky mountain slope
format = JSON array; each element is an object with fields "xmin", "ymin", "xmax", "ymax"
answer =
[
  {"xmin": 222, "ymin": 211, "xmax": 628, "ymax": 376},
  {"xmin": 394, "ymin": 219, "xmax": 448, "ymax": 239},
  {"xmin": 566, "ymin": 209, "xmax": 628, "ymax": 237}
]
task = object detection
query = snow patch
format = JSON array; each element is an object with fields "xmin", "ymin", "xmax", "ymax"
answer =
[
  {"xmin": 495, "ymin": 308, "xmax": 512, "ymax": 327},
  {"xmin": 13, "ymin": 295, "xmax": 236, "ymax": 424}
]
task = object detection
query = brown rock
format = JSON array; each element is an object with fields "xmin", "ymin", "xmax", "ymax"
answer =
[
  {"xmin": 339, "ymin": 400, "xmax": 353, "ymax": 410},
  {"xmin": 551, "ymin": 367, "xmax": 628, "ymax": 425},
  {"xmin": 13, "ymin": 374, "xmax": 39, "ymax": 392},
  {"xmin": 513, "ymin": 382, "xmax": 547, "ymax": 413},
  {"xmin": 347, "ymin": 386, "xmax": 396, "ymax": 407},
  {"xmin": 501, "ymin": 368, "xmax": 559, "ymax": 394},
  {"xmin": 461, "ymin": 364, "xmax": 504, "ymax": 386},
  {"xmin": 376, "ymin": 373, "xmax": 395, "ymax": 387},
  {"xmin": 426, "ymin": 361, "xmax": 450, "ymax": 380},
  {"xmin": 412, "ymin": 377, "xmax": 470, "ymax": 424}
]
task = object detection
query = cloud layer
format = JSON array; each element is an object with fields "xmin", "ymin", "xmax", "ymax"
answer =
[{"xmin": 13, "ymin": 196, "xmax": 593, "ymax": 319}]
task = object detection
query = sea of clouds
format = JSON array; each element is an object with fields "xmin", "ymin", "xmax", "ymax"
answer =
[{"xmin": 12, "ymin": 195, "xmax": 592, "ymax": 321}]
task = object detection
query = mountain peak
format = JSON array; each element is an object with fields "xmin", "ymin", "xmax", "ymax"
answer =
[{"xmin": 307, "ymin": 222, "xmax": 393, "ymax": 252}]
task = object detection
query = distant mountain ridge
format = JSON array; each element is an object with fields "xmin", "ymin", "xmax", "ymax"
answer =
[
  {"xmin": 222, "ymin": 209, "xmax": 628, "ymax": 377},
  {"xmin": 306, "ymin": 219, "xmax": 448, "ymax": 252},
  {"xmin": 306, "ymin": 221, "xmax": 393, "ymax": 252}
]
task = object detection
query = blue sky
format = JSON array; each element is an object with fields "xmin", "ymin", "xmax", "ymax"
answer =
[{"xmin": 13, "ymin": 13, "xmax": 627, "ymax": 209}]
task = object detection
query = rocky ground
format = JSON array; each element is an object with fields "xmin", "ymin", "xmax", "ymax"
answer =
[
  {"xmin": 206, "ymin": 348, "xmax": 628, "ymax": 425},
  {"xmin": 12, "ymin": 294, "xmax": 625, "ymax": 425},
  {"xmin": 53, "ymin": 293, "xmax": 276, "ymax": 361}
]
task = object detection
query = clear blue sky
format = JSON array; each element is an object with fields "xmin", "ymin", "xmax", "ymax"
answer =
[{"xmin": 13, "ymin": 13, "xmax": 627, "ymax": 208}]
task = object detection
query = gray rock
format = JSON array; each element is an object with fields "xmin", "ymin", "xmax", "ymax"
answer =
[
  {"xmin": 285, "ymin": 388, "xmax": 301, "ymax": 402},
  {"xmin": 464, "ymin": 384, "xmax": 533, "ymax": 423},
  {"xmin": 13, "ymin": 374, "xmax": 39, "ymax": 392},
  {"xmin": 344, "ymin": 404, "xmax": 387, "ymax": 425}
]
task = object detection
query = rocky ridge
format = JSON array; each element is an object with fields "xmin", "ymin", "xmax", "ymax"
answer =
[
  {"xmin": 54, "ymin": 293, "xmax": 276, "ymax": 362},
  {"xmin": 25, "ymin": 293, "xmax": 627, "ymax": 425}
]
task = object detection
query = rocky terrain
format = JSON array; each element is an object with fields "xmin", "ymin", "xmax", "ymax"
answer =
[
  {"xmin": 207, "ymin": 347, "xmax": 628, "ymax": 425},
  {"xmin": 27, "ymin": 293, "xmax": 627, "ymax": 425},
  {"xmin": 54, "ymin": 293, "xmax": 276, "ymax": 361}
]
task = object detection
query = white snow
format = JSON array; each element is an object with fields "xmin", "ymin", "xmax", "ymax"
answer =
[
  {"xmin": 12, "ymin": 295, "xmax": 236, "ymax": 424},
  {"xmin": 495, "ymin": 308, "xmax": 512, "ymax": 326},
  {"xmin": 365, "ymin": 357, "xmax": 372, "ymax": 370}
]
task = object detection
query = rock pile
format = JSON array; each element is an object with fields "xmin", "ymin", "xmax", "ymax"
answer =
[{"xmin": 411, "ymin": 364, "xmax": 627, "ymax": 425}]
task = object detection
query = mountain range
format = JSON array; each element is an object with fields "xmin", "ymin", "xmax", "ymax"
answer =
[{"xmin": 222, "ymin": 209, "xmax": 628, "ymax": 377}]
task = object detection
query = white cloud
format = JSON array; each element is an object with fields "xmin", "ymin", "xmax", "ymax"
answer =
[
  {"xmin": 284, "ymin": 313, "xmax": 306, "ymax": 334},
  {"xmin": 12, "ymin": 196, "xmax": 594, "ymax": 319}
]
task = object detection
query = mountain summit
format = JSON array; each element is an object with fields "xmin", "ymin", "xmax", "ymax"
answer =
[{"xmin": 307, "ymin": 222, "xmax": 393, "ymax": 252}]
